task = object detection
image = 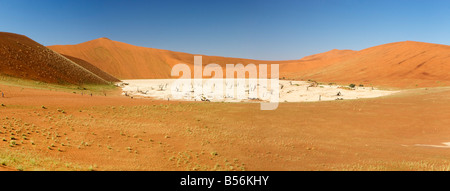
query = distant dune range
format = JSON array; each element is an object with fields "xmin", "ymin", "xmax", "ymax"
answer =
[
  {"xmin": 1, "ymin": 32, "xmax": 449, "ymax": 88},
  {"xmin": 49, "ymin": 37, "xmax": 450, "ymax": 88},
  {"xmin": 0, "ymin": 32, "xmax": 117, "ymax": 85},
  {"xmin": 283, "ymin": 41, "xmax": 450, "ymax": 88}
]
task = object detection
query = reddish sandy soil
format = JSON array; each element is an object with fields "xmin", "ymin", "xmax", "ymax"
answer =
[
  {"xmin": 1, "ymin": 83, "xmax": 450, "ymax": 171},
  {"xmin": 0, "ymin": 165, "xmax": 14, "ymax": 171}
]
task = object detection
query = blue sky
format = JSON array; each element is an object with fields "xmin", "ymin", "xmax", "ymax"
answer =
[{"xmin": 0, "ymin": 0, "xmax": 449, "ymax": 60}]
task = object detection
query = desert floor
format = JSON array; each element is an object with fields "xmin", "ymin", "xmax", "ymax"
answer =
[{"xmin": 1, "ymin": 82, "xmax": 450, "ymax": 171}]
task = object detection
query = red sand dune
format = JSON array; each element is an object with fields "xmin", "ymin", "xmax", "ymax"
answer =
[
  {"xmin": 0, "ymin": 32, "xmax": 111, "ymax": 85},
  {"xmin": 49, "ymin": 38, "xmax": 450, "ymax": 88}
]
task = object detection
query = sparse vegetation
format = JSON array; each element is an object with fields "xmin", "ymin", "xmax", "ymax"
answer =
[
  {"xmin": 0, "ymin": 76, "xmax": 448, "ymax": 171},
  {"xmin": 0, "ymin": 75, "xmax": 117, "ymax": 94}
]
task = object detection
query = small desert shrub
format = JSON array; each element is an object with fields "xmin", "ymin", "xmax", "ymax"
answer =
[{"xmin": 349, "ymin": 84, "xmax": 356, "ymax": 88}]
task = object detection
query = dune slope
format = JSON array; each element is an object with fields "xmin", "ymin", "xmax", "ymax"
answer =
[
  {"xmin": 49, "ymin": 38, "xmax": 175, "ymax": 79},
  {"xmin": 63, "ymin": 54, "xmax": 120, "ymax": 82},
  {"xmin": 0, "ymin": 32, "xmax": 109, "ymax": 85}
]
